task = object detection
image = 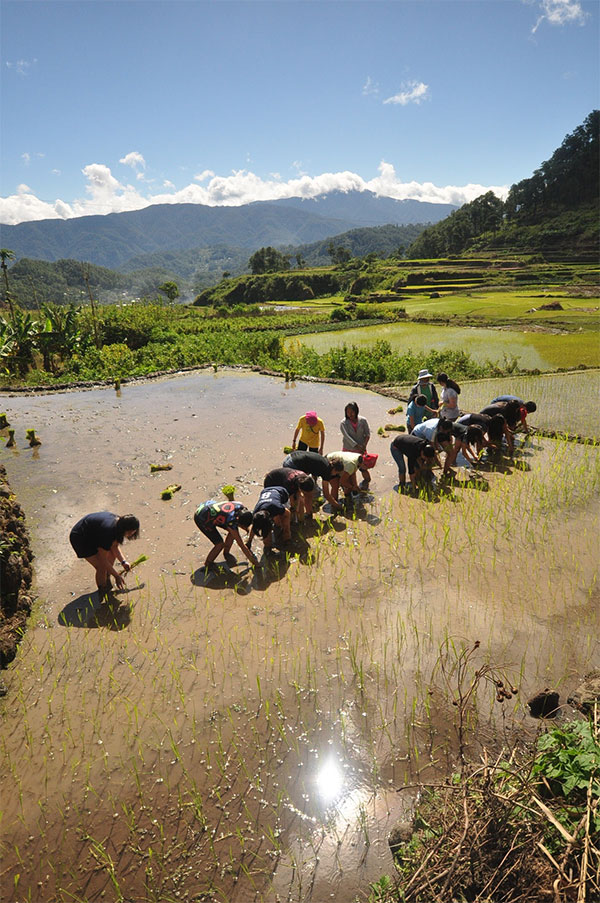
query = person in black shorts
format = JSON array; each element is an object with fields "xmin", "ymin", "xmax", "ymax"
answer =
[
  {"xmin": 390, "ymin": 435, "xmax": 438, "ymax": 490},
  {"xmin": 249, "ymin": 486, "xmax": 292, "ymax": 550},
  {"xmin": 481, "ymin": 400, "xmax": 536, "ymax": 431},
  {"xmin": 194, "ymin": 501, "xmax": 259, "ymax": 569},
  {"xmin": 69, "ymin": 511, "xmax": 140, "ymax": 597},
  {"xmin": 457, "ymin": 413, "xmax": 505, "ymax": 449},
  {"xmin": 478, "ymin": 403, "xmax": 523, "ymax": 452},
  {"xmin": 282, "ymin": 450, "xmax": 345, "ymax": 512},
  {"xmin": 263, "ymin": 467, "xmax": 315, "ymax": 522},
  {"xmin": 444, "ymin": 422, "xmax": 485, "ymax": 471}
]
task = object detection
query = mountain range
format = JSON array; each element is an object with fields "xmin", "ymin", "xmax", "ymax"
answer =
[{"xmin": 0, "ymin": 191, "xmax": 456, "ymax": 271}]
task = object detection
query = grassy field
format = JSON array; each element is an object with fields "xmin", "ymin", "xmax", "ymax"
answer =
[{"xmin": 289, "ymin": 321, "xmax": 600, "ymax": 371}]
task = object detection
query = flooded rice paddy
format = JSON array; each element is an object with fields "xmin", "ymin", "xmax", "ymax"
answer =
[
  {"xmin": 1, "ymin": 370, "xmax": 599, "ymax": 903},
  {"xmin": 288, "ymin": 321, "xmax": 600, "ymax": 370}
]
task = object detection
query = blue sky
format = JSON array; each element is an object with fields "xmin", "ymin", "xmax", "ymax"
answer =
[{"xmin": 1, "ymin": 0, "xmax": 597, "ymax": 224}]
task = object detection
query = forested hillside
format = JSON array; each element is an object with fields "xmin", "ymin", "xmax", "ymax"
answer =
[
  {"xmin": 6, "ymin": 258, "xmax": 128, "ymax": 307},
  {"xmin": 2, "ymin": 224, "xmax": 428, "ymax": 308},
  {"xmin": 407, "ymin": 111, "xmax": 599, "ymax": 260}
]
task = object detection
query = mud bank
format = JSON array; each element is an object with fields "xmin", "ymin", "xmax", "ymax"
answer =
[{"xmin": 0, "ymin": 464, "xmax": 34, "ymax": 674}]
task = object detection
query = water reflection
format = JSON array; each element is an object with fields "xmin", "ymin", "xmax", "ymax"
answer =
[{"xmin": 315, "ymin": 755, "xmax": 345, "ymax": 804}]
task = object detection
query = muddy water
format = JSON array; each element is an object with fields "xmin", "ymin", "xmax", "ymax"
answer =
[{"xmin": 1, "ymin": 370, "xmax": 599, "ymax": 903}]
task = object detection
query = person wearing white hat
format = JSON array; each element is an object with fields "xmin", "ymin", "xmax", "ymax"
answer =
[{"xmin": 408, "ymin": 368, "xmax": 439, "ymax": 413}]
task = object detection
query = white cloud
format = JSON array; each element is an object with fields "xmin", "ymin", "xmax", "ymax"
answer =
[
  {"xmin": 532, "ymin": 0, "xmax": 587, "ymax": 32},
  {"xmin": 362, "ymin": 76, "xmax": 379, "ymax": 96},
  {"xmin": 119, "ymin": 151, "xmax": 146, "ymax": 170},
  {"xmin": 6, "ymin": 58, "xmax": 37, "ymax": 76},
  {"xmin": 384, "ymin": 81, "xmax": 430, "ymax": 106},
  {"xmin": 0, "ymin": 161, "xmax": 508, "ymax": 225},
  {"xmin": 21, "ymin": 152, "xmax": 31, "ymax": 166}
]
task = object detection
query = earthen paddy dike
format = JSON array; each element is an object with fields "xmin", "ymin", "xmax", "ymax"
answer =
[{"xmin": 1, "ymin": 370, "xmax": 598, "ymax": 903}]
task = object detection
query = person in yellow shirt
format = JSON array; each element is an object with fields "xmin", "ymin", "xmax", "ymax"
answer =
[{"xmin": 292, "ymin": 410, "xmax": 325, "ymax": 454}]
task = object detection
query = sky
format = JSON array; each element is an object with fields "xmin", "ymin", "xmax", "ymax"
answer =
[{"xmin": 0, "ymin": 0, "xmax": 598, "ymax": 225}]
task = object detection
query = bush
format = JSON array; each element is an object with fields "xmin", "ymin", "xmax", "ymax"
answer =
[{"xmin": 330, "ymin": 308, "xmax": 352, "ymax": 322}]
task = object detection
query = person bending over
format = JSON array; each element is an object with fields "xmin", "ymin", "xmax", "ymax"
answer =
[
  {"xmin": 326, "ymin": 450, "xmax": 378, "ymax": 499},
  {"xmin": 263, "ymin": 467, "xmax": 315, "ymax": 523},
  {"xmin": 390, "ymin": 435, "xmax": 439, "ymax": 491},
  {"xmin": 70, "ymin": 511, "xmax": 140, "ymax": 598},
  {"xmin": 478, "ymin": 404, "xmax": 522, "ymax": 452},
  {"xmin": 249, "ymin": 486, "xmax": 292, "ymax": 550},
  {"xmin": 445, "ymin": 422, "xmax": 485, "ymax": 470},
  {"xmin": 194, "ymin": 501, "xmax": 258, "ymax": 569},
  {"xmin": 282, "ymin": 450, "xmax": 345, "ymax": 512},
  {"xmin": 457, "ymin": 413, "xmax": 505, "ymax": 451},
  {"xmin": 412, "ymin": 417, "xmax": 453, "ymax": 457},
  {"xmin": 481, "ymin": 400, "xmax": 536, "ymax": 435},
  {"xmin": 489, "ymin": 396, "xmax": 536, "ymax": 431}
]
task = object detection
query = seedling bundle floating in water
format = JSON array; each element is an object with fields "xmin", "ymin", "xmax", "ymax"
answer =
[
  {"xmin": 221, "ymin": 485, "xmax": 236, "ymax": 500},
  {"xmin": 150, "ymin": 463, "xmax": 173, "ymax": 472},
  {"xmin": 26, "ymin": 429, "xmax": 42, "ymax": 447},
  {"xmin": 0, "ymin": 413, "xmax": 9, "ymax": 429}
]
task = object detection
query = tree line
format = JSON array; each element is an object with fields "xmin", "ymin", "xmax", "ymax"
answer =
[{"xmin": 407, "ymin": 111, "xmax": 599, "ymax": 259}]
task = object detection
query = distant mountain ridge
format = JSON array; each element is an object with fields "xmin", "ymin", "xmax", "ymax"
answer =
[
  {"xmin": 265, "ymin": 192, "xmax": 456, "ymax": 226},
  {"xmin": 0, "ymin": 191, "xmax": 456, "ymax": 270}
]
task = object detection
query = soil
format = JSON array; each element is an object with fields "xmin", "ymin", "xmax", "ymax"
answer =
[
  {"xmin": 0, "ymin": 369, "xmax": 598, "ymax": 903},
  {"xmin": 0, "ymin": 463, "xmax": 34, "ymax": 675}
]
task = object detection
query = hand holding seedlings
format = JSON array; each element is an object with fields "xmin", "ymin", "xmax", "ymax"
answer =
[{"xmin": 69, "ymin": 512, "xmax": 140, "ymax": 600}]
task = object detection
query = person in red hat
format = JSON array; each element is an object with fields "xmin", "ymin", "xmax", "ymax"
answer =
[
  {"xmin": 326, "ymin": 451, "xmax": 378, "ymax": 501},
  {"xmin": 292, "ymin": 410, "xmax": 325, "ymax": 453}
]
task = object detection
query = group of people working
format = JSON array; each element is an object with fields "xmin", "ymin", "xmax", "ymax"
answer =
[
  {"xmin": 69, "ymin": 370, "xmax": 536, "ymax": 595},
  {"xmin": 392, "ymin": 368, "xmax": 536, "ymax": 489}
]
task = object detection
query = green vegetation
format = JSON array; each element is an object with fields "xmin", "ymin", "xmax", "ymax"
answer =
[
  {"xmin": 407, "ymin": 111, "xmax": 599, "ymax": 260},
  {"xmin": 4, "ymin": 257, "xmax": 128, "ymax": 308},
  {"xmin": 0, "ymin": 115, "xmax": 597, "ymax": 388},
  {"xmin": 0, "ymin": 260, "xmax": 597, "ymax": 387},
  {"xmin": 372, "ymin": 715, "xmax": 599, "ymax": 902}
]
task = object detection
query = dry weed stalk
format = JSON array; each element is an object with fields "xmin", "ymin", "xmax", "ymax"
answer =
[{"xmin": 391, "ymin": 646, "xmax": 599, "ymax": 903}]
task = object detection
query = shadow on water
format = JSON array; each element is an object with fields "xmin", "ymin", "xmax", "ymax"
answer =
[
  {"xmin": 441, "ymin": 472, "xmax": 491, "ymax": 493},
  {"xmin": 190, "ymin": 519, "xmax": 342, "ymax": 592},
  {"xmin": 191, "ymin": 563, "xmax": 253, "ymax": 594},
  {"xmin": 252, "ymin": 552, "xmax": 292, "ymax": 591},
  {"xmin": 322, "ymin": 497, "xmax": 383, "ymax": 524},
  {"xmin": 394, "ymin": 480, "xmax": 457, "ymax": 503},
  {"xmin": 58, "ymin": 592, "xmax": 133, "ymax": 630},
  {"xmin": 301, "ymin": 514, "xmax": 347, "ymax": 539}
]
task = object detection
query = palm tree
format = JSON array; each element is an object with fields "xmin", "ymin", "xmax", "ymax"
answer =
[{"xmin": 0, "ymin": 249, "xmax": 16, "ymax": 324}]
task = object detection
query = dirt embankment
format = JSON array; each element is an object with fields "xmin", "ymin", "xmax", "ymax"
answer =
[{"xmin": 0, "ymin": 465, "xmax": 34, "ymax": 684}]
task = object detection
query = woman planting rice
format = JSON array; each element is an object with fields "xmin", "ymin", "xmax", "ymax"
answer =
[
  {"xmin": 69, "ymin": 512, "xmax": 140, "ymax": 598},
  {"xmin": 194, "ymin": 501, "xmax": 259, "ymax": 570}
]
